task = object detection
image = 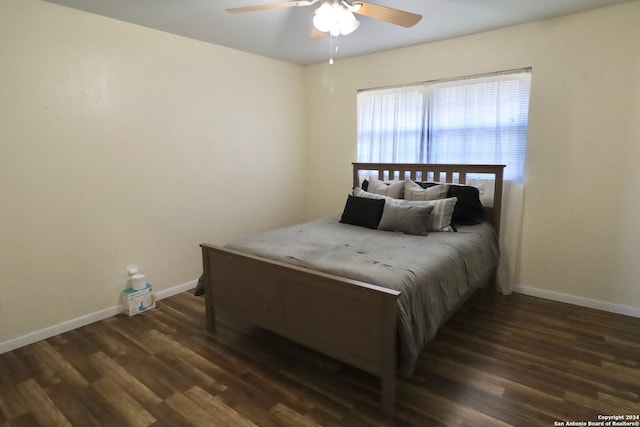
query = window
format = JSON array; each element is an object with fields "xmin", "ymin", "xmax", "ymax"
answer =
[{"xmin": 357, "ymin": 70, "xmax": 531, "ymax": 181}]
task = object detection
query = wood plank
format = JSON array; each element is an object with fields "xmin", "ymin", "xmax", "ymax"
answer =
[
  {"xmin": 164, "ymin": 392, "xmax": 217, "ymax": 427},
  {"xmin": 0, "ymin": 377, "xmax": 29, "ymax": 421},
  {"xmin": 91, "ymin": 377, "xmax": 156, "ymax": 427},
  {"xmin": 0, "ymin": 352, "xmax": 31, "ymax": 385},
  {"xmin": 116, "ymin": 352, "xmax": 201, "ymax": 398},
  {"xmin": 64, "ymin": 380, "xmax": 125, "ymax": 426},
  {"xmin": 30, "ymin": 341, "xmax": 89, "ymax": 388},
  {"xmin": 16, "ymin": 379, "xmax": 72, "ymax": 427},
  {"xmin": 48, "ymin": 331, "xmax": 102, "ymax": 383},
  {"xmin": 214, "ymin": 387, "xmax": 286, "ymax": 427},
  {"xmin": 145, "ymin": 402, "xmax": 191, "ymax": 427},
  {"xmin": 269, "ymin": 403, "xmax": 321, "ymax": 427},
  {"xmin": 88, "ymin": 352, "xmax": 162, "ymax": 406},
  {"xmin": 4, "ymin": 412, "xmax": 41, "ymax": 427},
  {"xmin": 46, "ymin": 381, "xmax": 103, "ymax": 427},
  {"xmin": 1, "ymin": 289, "xmax": 639, "ymax": 427},
  {"xmin": 184, "ymin": 386, "xmax": 258, "ymax": 427}
]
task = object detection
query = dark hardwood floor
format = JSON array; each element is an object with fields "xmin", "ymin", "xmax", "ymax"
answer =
[{"xmin": 1, "ymin": 289, "xmax": 638, "ymax": 426}]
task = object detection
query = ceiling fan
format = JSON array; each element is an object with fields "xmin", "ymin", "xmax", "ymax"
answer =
[{"xmin": 227, "ymin": 0, "xmax": 422, "ymax": 38}]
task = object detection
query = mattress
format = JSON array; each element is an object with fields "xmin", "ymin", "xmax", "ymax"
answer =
[{"xmin": 227, "ymin": 216, "xmax": 500, "ymax": 377}]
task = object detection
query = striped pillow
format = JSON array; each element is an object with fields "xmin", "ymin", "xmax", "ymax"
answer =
[
  {"xmin": 424, "ymin": 197, "xmax": 458, "ymax": 231},
  {"xmin": 353, "ymin": 186, "xmax": 394, "ymax": 201},
  {"xmin": 367, "ymin": 178, "xmax": 404, "ymax": 199},
  {"xmin": 404, "ymin": 179, "xmax": 449, "ymax": 201}
]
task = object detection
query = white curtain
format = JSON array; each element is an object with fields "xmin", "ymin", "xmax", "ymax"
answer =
[
  {"xmin": 357, "ymin": 85, "xmax": 425, "ymax": 163},
  {"xmin": 357, "ymin": 70, "xmax": 532, "ymax": 293},
  {"xmin": 496, "ymin": 180, "xmax": 525, "ymax": 294}
]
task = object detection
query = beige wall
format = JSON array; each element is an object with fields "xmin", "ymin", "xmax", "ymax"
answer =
[
  {"xmin": 0, "ymin": 0, "xmax": 307, "ymax": 343},
  {"xmin": 305, "ymin": 2, "xmax": 640, "ymax": 309},
  {"xmin": 2, "ymin": 0, "xmax": 639, "ymax": 347}
]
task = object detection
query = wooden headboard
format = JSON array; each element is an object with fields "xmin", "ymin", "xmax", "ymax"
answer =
[{"xmin": 352, "ymin": 162, "xmax": 505, "ymax": 236}]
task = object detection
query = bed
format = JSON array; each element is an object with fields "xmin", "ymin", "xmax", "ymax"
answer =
[{"xmin": 200, "ymin": 162, "xmax": 505, "ymax": 415}]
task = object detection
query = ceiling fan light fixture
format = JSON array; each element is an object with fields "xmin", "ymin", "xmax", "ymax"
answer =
[
  {"xmin": 312, "ymin": 3, "xmax": 336, "ymax": 33},
  {"xmin": 337, "ymin": 7, "xmax": 359, "ymax": 35},
  {"xmin": 313, "ymin": 2, "xmax": 359, "ymax": 36}
]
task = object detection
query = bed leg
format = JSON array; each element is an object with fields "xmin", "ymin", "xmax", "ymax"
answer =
[
  {"xmin": 380, "ymin": 297, "xmax": 397, "ymax": 416},
  {"xmin": 206, "ymin": 305, "xmax": 216, "ymax": 333},
  {"xmin": 204, "ymin": 278, "xmax": 216, "ymax": 333},
  {"xmin": 486, "ymin": 268, "xmax": 498, "ymax": 292},
  {"xmin": 201, "ymin": 245, "xmax": 216, "ymax": 333}
]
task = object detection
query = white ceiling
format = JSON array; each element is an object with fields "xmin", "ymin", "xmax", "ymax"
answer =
[{"xmin": 43, "ymin": 0, "xmax": 635, "ymax": 65}]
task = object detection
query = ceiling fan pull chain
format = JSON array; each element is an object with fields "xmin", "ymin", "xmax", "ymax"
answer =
[{"xmin": 329, "ymin": 35, "xmax": 334, "ymax": 64}]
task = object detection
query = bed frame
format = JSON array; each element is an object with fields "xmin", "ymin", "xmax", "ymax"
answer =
[{"xmin": 201, "ymin": 163, "xmax": 505, "ymax": 415}]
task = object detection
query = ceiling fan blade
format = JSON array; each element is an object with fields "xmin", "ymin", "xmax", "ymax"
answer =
[
  {"xmin": 351, "ymin": 2, "xmax": 422, "ymax": 28},
  {"xmin": 227, "ymin": 1, "xmax": 316, "ymax": 13}
]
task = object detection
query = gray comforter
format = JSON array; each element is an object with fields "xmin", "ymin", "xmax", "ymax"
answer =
[{"xmin": 227, "ymin": 216, "xmax": 499, "ymax": 377}]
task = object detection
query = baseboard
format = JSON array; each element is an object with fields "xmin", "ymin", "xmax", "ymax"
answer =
[
  {"xmin": 0, "ymin": 278, "xmax": 198, "ymax": 355},
  {"xmin": 6, "ymin": 281, "xmax": 634, "ymax": 354},
  {"xmin": 154, "ymin": 279, "xmax": 198, "ymax": 300},
  {"xmin": 513, "ymin": 285, "xmax": 640, "ymax": 318}
]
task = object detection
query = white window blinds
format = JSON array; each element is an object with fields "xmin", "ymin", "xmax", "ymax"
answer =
[{"xmin": 357, "ymin": 70, "xmax": 532, "ymax": 181}]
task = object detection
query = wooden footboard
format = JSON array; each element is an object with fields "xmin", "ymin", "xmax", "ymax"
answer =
[
  {"xmin": 201, "ymin": 162, "xmax": 505, "ymax": 415},
  {"xmin": 201, "ymin": 244, "xmax": 400, "ymax": 415}
]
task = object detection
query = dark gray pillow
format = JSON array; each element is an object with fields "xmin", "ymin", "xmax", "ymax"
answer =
[
  {"xmin": 378, "ymin": 200, "xmax": 434, "ymax": 235},
  {"xmin": 419, "ymin": 182, "xmax": 484, "ymax": 225},
  {"xmin": 340, "ymin": 195, "xmax": 385, "ymax": 229}
]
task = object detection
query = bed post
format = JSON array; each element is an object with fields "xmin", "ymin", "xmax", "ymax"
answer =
[
  {"xmin": 352, "ymin": 166, "xmax": 360, "ymax": 188},
  {"xmin": 201, "ymin": 244, "xmax": 216, "ymax": 333},
  {"xmin": 380, "ymin": 295, "xmax": 397, "ymax": 416}
]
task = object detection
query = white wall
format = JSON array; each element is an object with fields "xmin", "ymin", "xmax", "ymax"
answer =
[
  {"xmin": 0, "ymin": 0, "xmax": 307, "ymax": 344},
  {"xmin": 305, "ymin": 2, "xmax": 640, "ymax": 311}
]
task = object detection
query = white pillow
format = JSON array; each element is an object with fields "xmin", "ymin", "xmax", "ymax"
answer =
[
  {"xmin": 353, "ymin": 187, "xmax": 394, "ymax": 200},
  {"xmin": 367, "ymin": 177, "xmax": 404, "ymax": 199},
  {"xmin": 404, "ymin": 179, "xmax": 449, "ymax": 201}
]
